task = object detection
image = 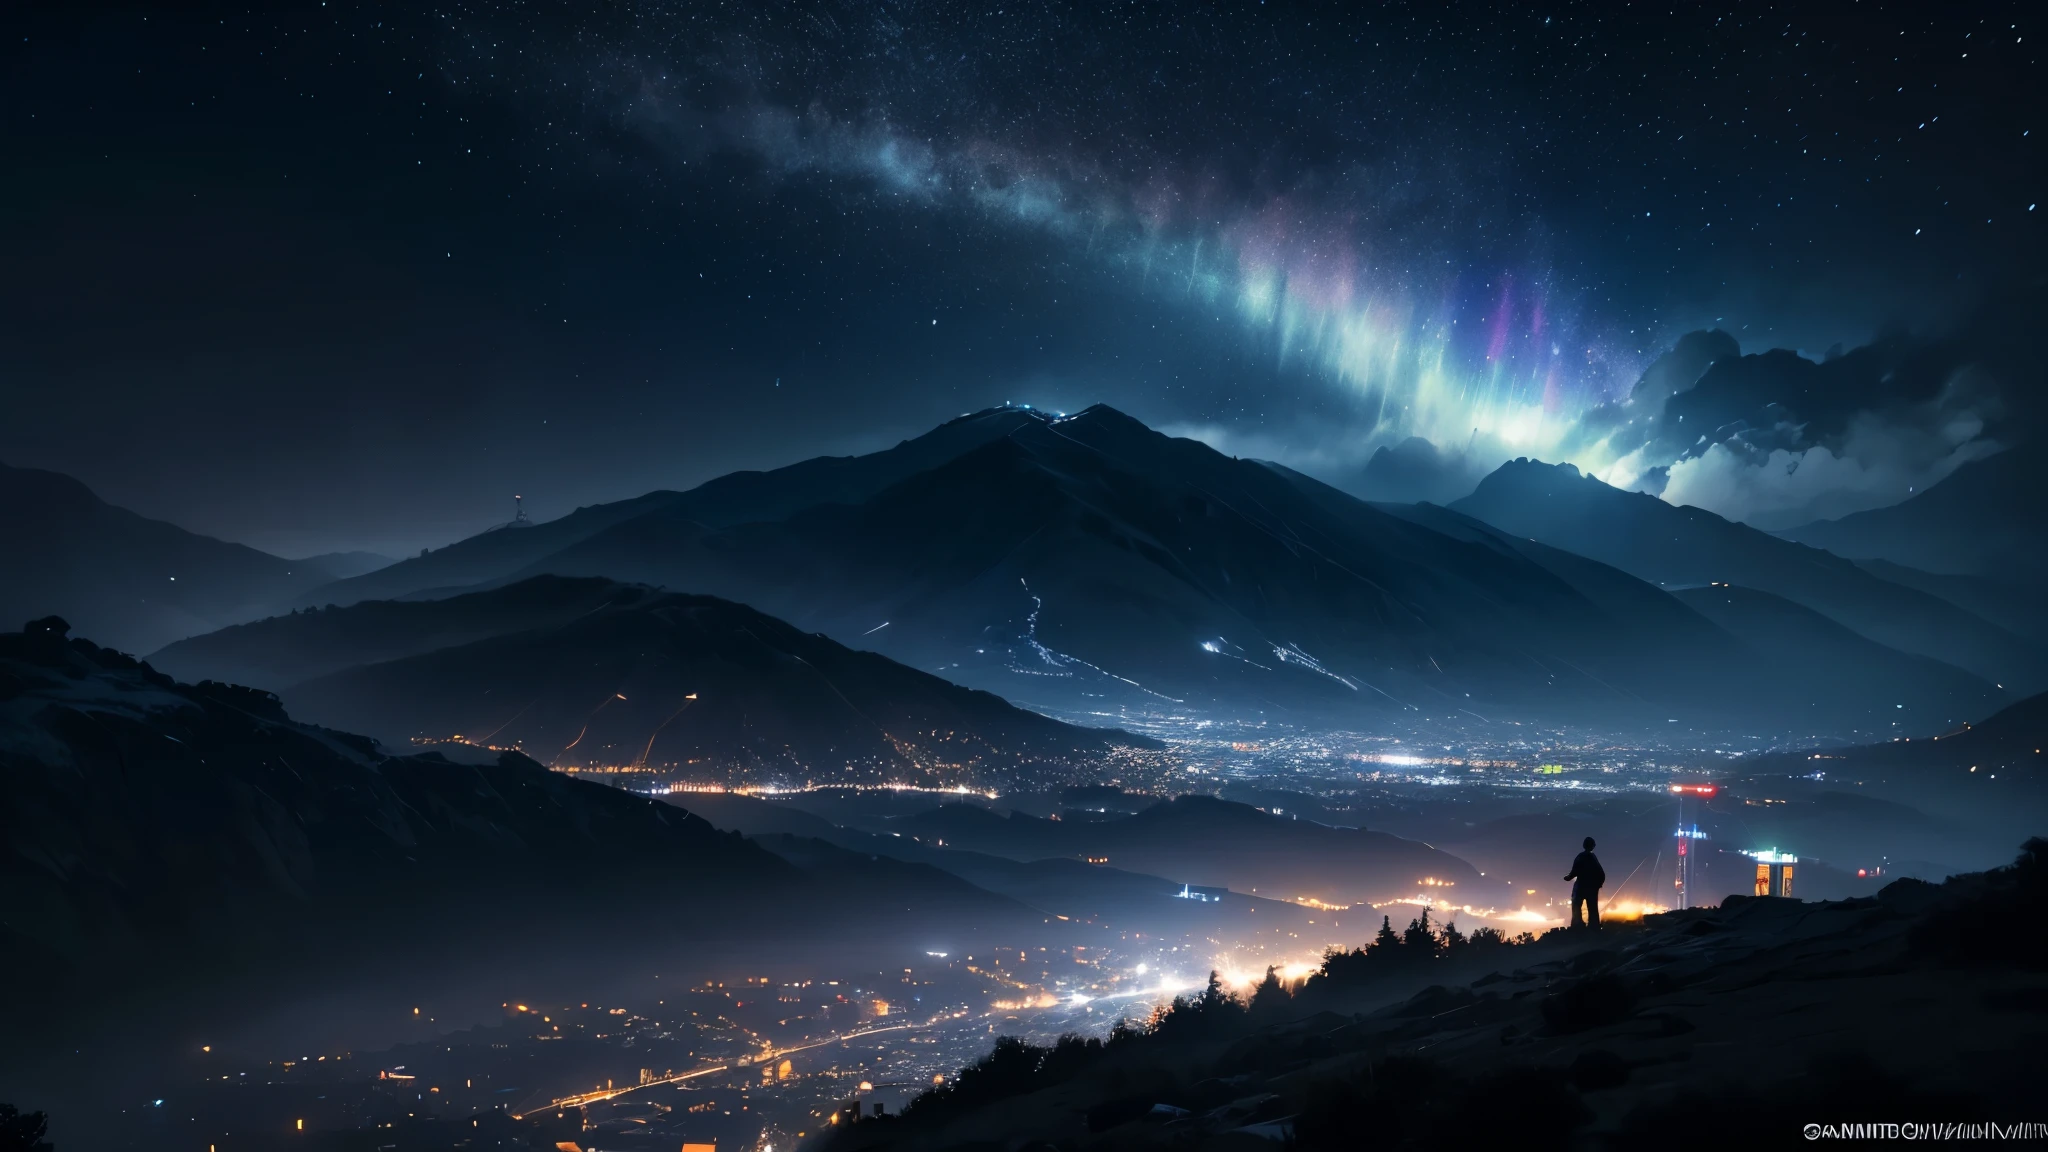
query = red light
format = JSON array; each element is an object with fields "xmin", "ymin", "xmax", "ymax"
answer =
[{"xmin": 1858, "ymin": 869, "xmax": 1868, "ymax": 878}]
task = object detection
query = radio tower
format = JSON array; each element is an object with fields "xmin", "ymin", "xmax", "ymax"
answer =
[
  {"xmin": 1669, "ymin": 783, "xmax": 1714, "ymax": 910},
  {"xmin": 511, "ymin": 494, "xmax": 533, "ymax": 528}
]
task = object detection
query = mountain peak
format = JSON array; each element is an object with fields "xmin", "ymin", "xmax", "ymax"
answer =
[
  {"xmin": 1031, "ymin": 403, "xmax": 1171, "ymax": 458},
  {"xmin": 1473, "ymin": 456, "xmax": 1598, "ymax": 496},
  {"xmin": 1062, "ymin": 402, "xmax": 1148, "ymax": 428}
]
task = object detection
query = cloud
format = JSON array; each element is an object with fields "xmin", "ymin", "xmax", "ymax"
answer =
[{"xmin": 1581, "ymin": 327, "xmax": 2015, "ymax": 527}]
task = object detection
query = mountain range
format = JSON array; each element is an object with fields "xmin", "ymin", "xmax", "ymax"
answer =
[
  {"xmin": 1728, "ymin": 689, "xmax": 2048, "ymax": 849},
  {"xmin": 1371, "ymin": 500, "xmax": 2006, "ymax": 733},
  {"xmin": 0, "ymin": 461, "xmax": 350, "ymax": 654},
  {"xmin": 15, "ymin": 407, "xmax": 2044, "ymax": 737},
  {"xmin": 0, "ymin": 617, "xmax": 1064, "ymax": 1048},
  {"xmin": 289, "ymin": 407, "xmax": 1054, "ymax": 610},
  {"xmin": 235, "ymin": 405, "xmax": 2014, "ymax": 733},
  {"xmin": 1779, "ymin": 447, "xmax": 2048, "ymax": 578},
  {"xmin": 1448, "ymin": 458, "xmax": 2046, "ymax": 695},
  {"xmin": 152, "ymin": 576, "xmax": 1149, "ymax": 785}
]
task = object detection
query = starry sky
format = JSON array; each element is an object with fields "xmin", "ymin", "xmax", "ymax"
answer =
[{"xmin": 2, "ymin": 0, "xmax": 2040, "ymax": 556}]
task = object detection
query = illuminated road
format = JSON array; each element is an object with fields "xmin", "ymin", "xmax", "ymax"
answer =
[
  {"xmin": 513, "ymin": 1063, "xmax": 731, "ymax": 1117},
  {"xmin": 511, "ymin": 1010, "xmax": 970, "ymax": 1117}
]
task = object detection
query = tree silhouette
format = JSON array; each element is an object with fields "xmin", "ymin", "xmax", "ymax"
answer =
[
  {"xmin": 1402, "ymin": 907, "xmax": 1438, "ymax": 953},
  {"xmin": 901, "ymin": 1034, "xmax": 1106, "ymax": 1124},
  {"xmin": 1248, "ymin": 965, "xmax": 1290, "ymax": 1018},
  {"xmin": 1150, "ymin": 970, "xmax": 1246, "ymax": 1039},
  {"xmin": 1371, "ymin": 914, "xmax": 1401, "ymax": 954}
]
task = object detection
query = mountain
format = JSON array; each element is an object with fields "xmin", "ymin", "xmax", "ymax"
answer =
[
  {"xmin": 290, "ymin": 407, "xmax": 1050, "ymax": 609},
  {"xmin": 0, "ymin": 617, "xmax": 1055, "ymax": 1050},
  {"xmin": 1779, "ymin": 447, "xmax": 2048, "ymax": 577},
  {"xmin": 1372, "ymin": 500, "xmax": 2006, "ymax": 734},
  {"xmin": 1855, "ymin": 559, "xmax": 2048, "ymax": 645},
  {"xmin": 1667, "ymin": 584, "xmax": 2006, "ymax": 730},
  {"xmin": 247, "ymin": 406, "xmax": 2028, "ymax": 733},
  {"xmin": 158, "ymin": 576, "xmax": 1148, "ymax": 786},
  {"xmin": 460, "ymin": 406, "xmax": 1856, "ymax": 728},
  {"xmin": 0, "ymin": 617, "xmax": 779, "ymax": 1016},
  {"xmin": 1740, "ymin": 690, "xmax": 2048, "ymax": 799},
  {"xmin": 1450, "ymin": 459, "xmax": 2048, "ymax": 693},
  {"xmin": 295, "ymin": 550, "xmax": 396, "ymax": 581},
  {"xmin": 815, "ymin": 858, "xmax": 2047, "ymax": 1151},
  {"xmin": 150, "ymin": 573, "xmax": 642, "ymax": 688},
  {"xmin": 0, "ymin": 461, "xmax": 330, "ymax": 654},
  {"xmin": 1342, "ymin": 436, "xmax": 1485, "ymax": 504}
]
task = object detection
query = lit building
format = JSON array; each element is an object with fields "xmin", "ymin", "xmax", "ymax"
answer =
[
  {"xmin": 1175, "ymin": 883, "xmax": 1228, "ymax": 903},
  {"xmin": 1747, "ymin": 849, "xmax": 1797, "ymax": 898}
]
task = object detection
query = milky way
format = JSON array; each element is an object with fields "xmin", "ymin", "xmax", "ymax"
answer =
[
  {"xmin": 2, "ymin": 0, "xmax": 2039, "ymax": 549},
  {"xmin": 442, "ymin": 0, "xmax": 2041, "ymax": 489}
]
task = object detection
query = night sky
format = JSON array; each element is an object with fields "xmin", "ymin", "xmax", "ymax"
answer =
[{"xmin": 3, "ymin": 0, "xmax": 2040, "ymax": 555}]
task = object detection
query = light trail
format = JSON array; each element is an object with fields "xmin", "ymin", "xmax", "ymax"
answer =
[
  {"xmin": 1014, "ymin": 582, "xmax": 1184, "ymax": 703},
  {"xmin": 560, "ymin": 692, "xmax": 627, "ymax": 754},
  {"xmin": 514, "ymin": 1063, "xmax": 730, "ymax": 1116},
  {"xmin": 749, "ymin": 1011, "xmax": 958, "ymax": 1061}
]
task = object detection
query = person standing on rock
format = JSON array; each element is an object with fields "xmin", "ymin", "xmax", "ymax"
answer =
[{"xmin": 1565, "ymin": 836, "xmax": 1606, "ymax": 929}]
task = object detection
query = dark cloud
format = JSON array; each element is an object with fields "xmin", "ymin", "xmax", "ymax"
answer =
[{"xmin": 1564, "ymin": 290, "xmax": 2047, "ymax": 528}]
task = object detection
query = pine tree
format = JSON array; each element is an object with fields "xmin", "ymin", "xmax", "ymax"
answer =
[
  {"xmin": 1371, "ymin": 914, "xmax": 1401, "ymax": 954},
  {"xmin": 1249, "ymin": 965, "xmax": 1289, "ymax": 1017},
  {"xmin": 1403, "ymin": 907, "xmax": 1436, "ymax": 952}
]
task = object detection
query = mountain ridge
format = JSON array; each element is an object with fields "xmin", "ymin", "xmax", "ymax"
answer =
[
  {"xmin": 1779, "ymin": 447, "xmax": 2048, "ymax": 576},
  {"xmin": 1449, "ymin": 458, "xmax": 2047, "ymax": 694},
  {"xmin": 0, "ymin": 460, "xmax": 331, "ymax": 654},
  {"xmin": 156, "ymin": 576, "xmax": 1152, "ymax": 787}
]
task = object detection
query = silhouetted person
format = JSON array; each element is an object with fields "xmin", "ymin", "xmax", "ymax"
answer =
[{"xmin": 1565, "ymin": 836, "xmax": 1605, "ymax": 928}]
